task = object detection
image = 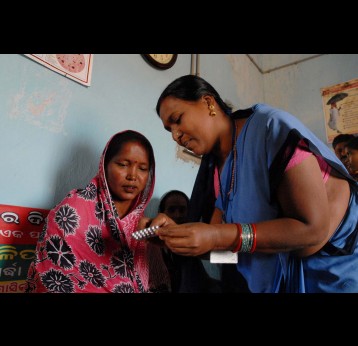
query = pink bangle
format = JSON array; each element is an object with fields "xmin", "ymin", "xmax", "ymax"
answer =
[
  {"xmin": 250, "ymin": 223, "xmax": 257, "ymax": 253},
  {"xmin": 231, "ymin": 224, "xmax": 242, "ymax": 253}
]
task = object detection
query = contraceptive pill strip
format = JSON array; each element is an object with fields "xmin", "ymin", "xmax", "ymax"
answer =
[{"xmin": 132, "ymin": 225, "xmax": 160, "ymax": 240}]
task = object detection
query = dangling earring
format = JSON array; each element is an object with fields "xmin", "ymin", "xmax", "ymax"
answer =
[{"xmin": 209, "ymin": 104, "xmax": 216, "ymax": 117}]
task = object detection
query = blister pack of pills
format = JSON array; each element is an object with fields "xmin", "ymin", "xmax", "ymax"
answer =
[{"xmin": 131, "ymin": 225, "xmax": 160, "ymax": 240}]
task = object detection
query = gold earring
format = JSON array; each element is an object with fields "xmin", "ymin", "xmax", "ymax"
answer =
[{"xmin": 209, "ymin": 104, "xmax": 216, "ymax": 117}]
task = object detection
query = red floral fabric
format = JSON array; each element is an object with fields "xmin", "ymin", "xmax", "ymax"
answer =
[{"xmin": 25, "ymin": 131, "xmax": 170, "ymax": 293}]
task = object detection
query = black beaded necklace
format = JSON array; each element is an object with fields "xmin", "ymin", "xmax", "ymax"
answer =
[
  {"xmin": 218, "ymin": 119, "xmax": 238, "ymax": 199},
  {"xmin": 227, "ymin": 120, "xmax": 238, "ymax": 196}
]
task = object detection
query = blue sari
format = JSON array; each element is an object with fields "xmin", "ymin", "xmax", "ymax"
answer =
[{"xmin": 211, "ymin": 103, "xmax": 358, "ymax": 293}]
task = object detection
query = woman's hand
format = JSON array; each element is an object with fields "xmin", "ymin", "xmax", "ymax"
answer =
[
  {"xmin": 157, "ymin": 222, "xmax": 218, "ymax": 256},
  {"xmin": 137, "ymin": 213, "xmax": 177, "ymax": 247},
  {"xmin": 137, "ymin": 216, "xmax": 152, "ymax": 231},
  {"xmin": 138, "ymin": 213, "xmax": 177, "ymax": 230}
]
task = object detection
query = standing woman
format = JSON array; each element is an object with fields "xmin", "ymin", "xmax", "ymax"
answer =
[
  {"xmin": 328, "ymin": 102, "xmax": 342, "ymax": 133},
  {"xmin": 150, "ymin": 74, "xmax": 358, "ymax": 293},
  {"xmin": 26, "ymin": 130, "xmax": 170, "ymax": 293}
]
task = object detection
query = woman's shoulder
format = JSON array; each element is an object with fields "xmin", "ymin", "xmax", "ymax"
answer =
[
  {"xmin": 253, "ymin": 103, "xmax": 292, "ymax": 117},
  {"xmin": 49, "ymin": 187, "xmax": 88, "ymax": 212},
  {"xmin": 251, "ymin": 104, "xmax": 303, "ymax": 130},
  {"xmin": 51, "ymin": 179, "xmax": 99, "ymax": 210}
]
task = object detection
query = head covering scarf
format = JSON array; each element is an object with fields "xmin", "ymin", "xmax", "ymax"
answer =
[{"xmin": 25, "ymin": 130, "xmax": 170, "ymax": 293}]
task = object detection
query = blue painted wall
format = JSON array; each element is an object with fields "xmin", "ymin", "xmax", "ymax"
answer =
[
  {"xmin": 1, "ymin": 54, "xmax": 357, "ymax": 217},
  {"xmin": 0, "ymin": 54, "xmax": 240, "ymax": 214}
]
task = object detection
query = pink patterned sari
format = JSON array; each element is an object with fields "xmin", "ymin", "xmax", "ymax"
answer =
[{"xmin": 25, "ymin": 131, "xmax": 170, "ymax": 293}]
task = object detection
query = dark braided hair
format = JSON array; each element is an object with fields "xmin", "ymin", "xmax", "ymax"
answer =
[{"xmin": 156, "ymin": 75, "xmax": 233, "ymax": 116}]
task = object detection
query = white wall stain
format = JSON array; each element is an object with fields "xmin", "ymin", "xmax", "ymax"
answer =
[
  {"xmin": 176, "ymin": 144, "xmax": 201, "ymax": 167},
  {"xmin": 27, "ymin": 92, "xmax": 55, "ymax": 116},
  {"xmin": 10, "ymin": 84, "xmax": 25, "ymax": 119},
  {"xmin": 9, "ymin": 77, "xmax": 71, "ymax": 134}
]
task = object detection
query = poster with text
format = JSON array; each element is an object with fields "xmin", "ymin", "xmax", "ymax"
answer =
[
  {"xmin": 25, "ymin": 54, "xmax": 93, "ymax": 86},
  {"xmin": 321, "ymin": 77, "xmax": 358, "ymax": 144},
  {"xmin": 0, "ymin": 204, "xmax": 49, "ymax": 293}
]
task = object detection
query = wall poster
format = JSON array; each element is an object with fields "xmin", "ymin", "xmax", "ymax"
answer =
[
  {"xmin": 25, "ymin": 54, "xmax": 93, "ymax": 86},
  {"xmin": 321, "ymin": 77, "xmax": 358, "ymax": 144}
]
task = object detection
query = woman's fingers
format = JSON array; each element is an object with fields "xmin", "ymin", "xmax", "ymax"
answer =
[{"xmin": 137, "ymin": 216, "xmax": 151, "ymax": 230}]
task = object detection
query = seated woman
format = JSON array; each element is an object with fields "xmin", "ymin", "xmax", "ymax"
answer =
[
  {"xmin": 158, "ymin": 190, "xmax": 189, "ymax": 291},
  {"xmin": 157, "ymin": 190, "xmax": 224, "ymax": 292},
  {"xmin": 25, "ymin": 130, "xmax": 170, "ymax": 293}
]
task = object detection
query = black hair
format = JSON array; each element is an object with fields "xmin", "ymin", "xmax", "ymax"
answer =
[
  {"xmin": 158, "ymin": 190, "xmax": 189, "ymax": 213},
  {"xmin": 155, "ymin": 74, "xmax": 233, "ymax": 116},
  {"xmin": 346, "ymin": 136, "xmax": 358, "ymax": 150},
  {"xmin": 104, "ymin": 130, "xmax": 154, "ymax": 171},
  {"xmin": 332, "ymin": 134, "xmax": 355, "ymax": 149}
]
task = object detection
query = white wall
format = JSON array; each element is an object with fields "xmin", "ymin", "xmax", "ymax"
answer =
[
  {"xmin": 226, "ymin": 54, "xmax": 264, "ymax": 108},
  {"xmin": 262, "ymin": 54, "xmax": 358, "ymax": 144}
]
